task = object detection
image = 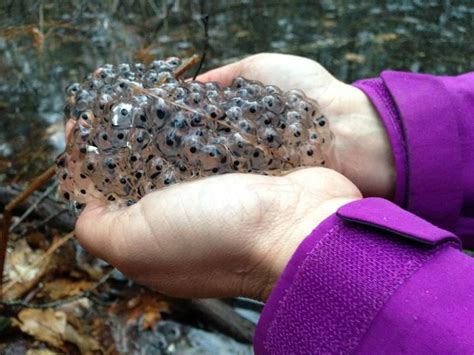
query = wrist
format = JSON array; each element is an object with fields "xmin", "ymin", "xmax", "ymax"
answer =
[
  {"xmin": 327, "ymin": 85, "xmax": 396, "ymax": 198},
  {"xmin": 248, "ymin": 192, "xmax": 361, "ymax": 301}
]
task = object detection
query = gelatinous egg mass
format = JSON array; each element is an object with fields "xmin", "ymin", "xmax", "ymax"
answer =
[{"xmin": 56, "ymin": 57, "xmax": 333, "ymax": 209}]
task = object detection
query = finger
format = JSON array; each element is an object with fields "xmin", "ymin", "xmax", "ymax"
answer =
[
  {"xmin": 65, "ymin": 119, "xmax": 75, "ymax": 141},
  {"xmin": 74, "ymin": 199, "xmax": 120, "ymax": 261},
  {"xmin": 75, "ymin": 197, "xmax": 160, "ymax": 266},
  {"xmin": 195, "ymin": 60, "xmax": 243, "ymax": 86}
]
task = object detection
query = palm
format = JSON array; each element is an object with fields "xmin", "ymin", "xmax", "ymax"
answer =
[{"xmin": 76, "ymin": 168, "xmax": 360, "ymax": 300}]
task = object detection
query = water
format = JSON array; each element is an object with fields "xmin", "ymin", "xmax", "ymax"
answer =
[{"xmin": 0, "ymin": 0, "xmax": 473, "ymax": 181}]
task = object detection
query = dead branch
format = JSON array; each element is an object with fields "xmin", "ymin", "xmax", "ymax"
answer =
[
  {"xmin": 193, "ymin": 0, "xmax": 209, "ymax": 80},
  {"xmin": 185, "ymin": 298, "xmax": 256, "ymax": 344},
  {"xmin": 0, "ymin": 185, "xmax": 76, "ymax": 231},
  {"xmin": 9, "ymin": 181, "xmax": 58, "ymax": 232}
]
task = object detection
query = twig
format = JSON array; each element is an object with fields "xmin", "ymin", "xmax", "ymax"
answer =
[
  {"xmin": 0, "ymin": 186, "xmax": 76, "ymax": 232},
  {"xmin": 32, "ymin": 231, "xmax": 75, "ymax": 268},
  {"xmin": 231, "ymin": 297, "xmax": 264, "ymax": 312},
  {"xmin": 131, "ymin": 84, "xmax": 239, "ymax": 134},
  {"xmin": 32, "ymin": 209, "xmax": 68, "ymax": 230},
  {"xmin": 193, "ymin": 1, "xmax": 209, "ymax": 80},
  {"xmin": 173, "ymin": 54, "xmax": 200, "ymax": 78},
  {"xmin": 0, "ymin": 165, "xmax": 56, "ymax": 298},
  {"xmin": 9, "ymin": 181, "xmax": 58, "ymax": 232},
  {"xmin": 185, "ymin": 298, "xmax": 256, "ymax": 344},
  {"xmin": 1, "ymin": 269, "xmax": 114, "ymax": 310},
  {"xmin": 131, "ymin": 83, "xmax": 202, "ymax": 116}
]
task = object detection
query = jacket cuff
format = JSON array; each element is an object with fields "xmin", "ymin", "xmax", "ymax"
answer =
[
  {"xmin": 352, "ymin": 77, "xmax": 407, "ymax": 206},
  {"xmin": 254, "ymin": 198, "xmax": 461, "ymax": 354},
  {"xmin": 354, "ymin": 72, "xmax": 463, "ymax": 231}
]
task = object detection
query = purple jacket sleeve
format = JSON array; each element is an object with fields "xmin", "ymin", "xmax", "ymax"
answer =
[
  {"xmin": 354, "ymin": 72, "xmax": 474, "ymax": 247},
  {"xmin": 254, "ymin": 198, "xmax": 474, "ymax": 353}
]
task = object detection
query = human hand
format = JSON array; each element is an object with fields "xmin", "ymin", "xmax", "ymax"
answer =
[
  {"xmin": 198, "ymin": 53, "xmax": 396, "ymax": 199},
  {"xmin": 76, "ymin": 168, "xmax": 361, "ymax": 301}
]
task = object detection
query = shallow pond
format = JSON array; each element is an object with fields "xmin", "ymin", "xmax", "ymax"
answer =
[{"xmin": 0, "ymin": 0, "xmax": 473, "ymax": 181}]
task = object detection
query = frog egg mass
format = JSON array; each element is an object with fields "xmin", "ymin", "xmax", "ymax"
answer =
[{"xmin": 56, "ymin": 56, "xmax": 334, "ymax": 209}]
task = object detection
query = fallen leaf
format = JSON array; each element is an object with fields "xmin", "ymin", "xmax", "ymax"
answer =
[
  {"xmin": 13, "ymin": 308, "xmax": 101, "ymax": 354},
  {"xmin": 126, "ymin": 297, "xmax": 169, "ymax": 330},
  {"xmin": 4, "ymin": 239, "xmax": 50, "ymax": 300},
  {"xmin": 26, "ymin": 231, "xmax": 50, "ymax": 250},
  {"xmin": 63, "ymin": 322, "xmax": 101, "ymax": 354},
  {"xmin": 27, "ymin": 26, "xmax": 45, "ymax": 52},
  {"xmin": 39, "ymin": 278, "xmax": 94, "ymax": 300},
  {"xmin": 6, "ymin": 239, "xmax": 44, "ymax": 283},
  {"xmin": 141, "ymin": 305, "xmax": 164, "ymax": 331},
  {"xmin": 13, "ymin": 309, "xmax": 67, "ymax": 349},
  {"xmin": 110, "ymin": 294, "xmax": 170, "ymax": 331}
]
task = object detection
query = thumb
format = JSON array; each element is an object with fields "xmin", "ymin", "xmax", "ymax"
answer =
[{"xmin": 74, "ymin": 199, "xmax": 126, "ymax": 262}]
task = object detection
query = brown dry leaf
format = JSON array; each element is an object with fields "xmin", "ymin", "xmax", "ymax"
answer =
[
  {"xmin": 39, "ymin": 278, "xmax": 95, "ymax": 300},
  {"xmin": 345, "ymin": 52, "xmax": 366, "ymax": 64},
  {"xmin": 111, "ymin": 294, "xmax": 170, "ymax": 330},
  {"xmin": 63, "ymin": 323, "xmax": 101, "ymax": 354},
  {"xmin": 141, "ymin": 305, "xmax": 163, "ymax": 331},
  {"xmin": 4, "ymin": 239, "xmax": 49, "ymax": 300},
  {"xmin": 26, "ymin": 231, "xmax": 51, "ymax": 249},
  {"xmin": 27, "ymin": 26, "xmax": 45, "ymax": 52},
  {"xmin": 125, "ymin": 297, "xmax": 169, "ymax": 329},
  {"xmin": 13, "ymin": 308, "xmax": 101, "ymax": 354},
  {"xmin": 13, "ymin": 309, "xmax": 67, "ymax": 349},
  {"xmin": 6, "ymin": 239, "xmax": 44, "ymax": 281},
  {"xmin": 90, "ymin": 317, "xmax": 115, "ymax": 350}
]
